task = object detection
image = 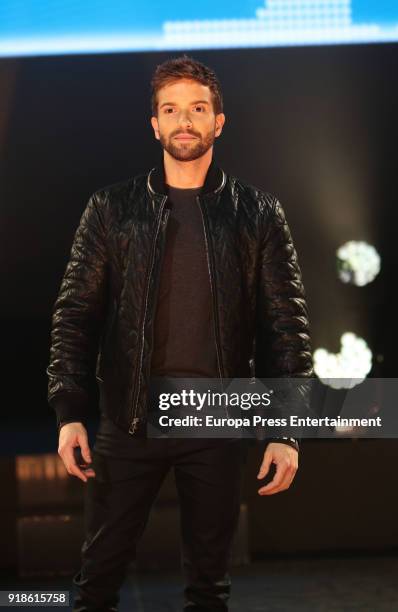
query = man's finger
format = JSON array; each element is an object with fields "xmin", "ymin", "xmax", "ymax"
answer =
[
  {"xmin": 82, "ymin": 468, "xmax": 96, "ymax": 478},
  {"xmin": 63, "ymin": 446, "xmax": 89, "ymax": 482},
  {"xmin": 259, "ymin": 463, "xmax": 296, "ymax": 495},
  {"xmin": 74, "ymin": 442, "xmax": 96, "ymax": 478},
  {"xmin": 78, "ymin": 436, "xmax": 92, "ymax": 464},
  {"xmin": 257, "ymin": 451, "xmax": 272, "ymax": 479},
  {"xmin": 258, "ymin": 459, "xmax": 293, "ymax": 495}
]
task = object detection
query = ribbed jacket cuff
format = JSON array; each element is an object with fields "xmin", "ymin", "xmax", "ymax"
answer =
[{"xmin": 50, "ymin": 392, "xmax": 89, "ymax": 430}]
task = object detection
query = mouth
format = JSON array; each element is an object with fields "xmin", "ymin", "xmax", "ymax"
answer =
[{"xmin": 174, "ymin": 135, "xmax": 198, "ymax": 140}]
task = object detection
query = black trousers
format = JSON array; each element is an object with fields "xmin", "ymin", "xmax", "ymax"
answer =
[{"xmin": 72, "ymin": 436, "xmax": 249, "ymax": 611}]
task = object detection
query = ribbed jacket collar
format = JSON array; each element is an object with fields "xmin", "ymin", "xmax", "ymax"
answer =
[{"xmin": 147, "ymin": 154, "xmax": 226, "ymax": 197}]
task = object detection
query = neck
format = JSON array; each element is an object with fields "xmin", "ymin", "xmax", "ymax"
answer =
[{"xmin": 163, "ymin": 148, "xmax": 213, "ymax": 189}]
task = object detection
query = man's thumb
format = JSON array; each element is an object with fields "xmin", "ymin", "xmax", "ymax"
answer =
[{"xmin": 257, "ymin": 452, "xmax": 272, "ymax": 479}]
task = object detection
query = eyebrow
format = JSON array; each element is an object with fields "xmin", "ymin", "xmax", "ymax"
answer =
[{"xmin": 159, "ymin": 100, "xmax": 210, "ymax": 109}]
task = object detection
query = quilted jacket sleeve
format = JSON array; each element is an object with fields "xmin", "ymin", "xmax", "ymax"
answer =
[
  {"xmin": 46, "ymin": 192, "xmax": 109, "ymax": 429},
  {"xmin": 254, "ymin": 195, "xmax": 313, "ymax": 442}
]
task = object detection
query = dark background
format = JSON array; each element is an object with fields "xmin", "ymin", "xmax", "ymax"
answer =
[
  {"xmin": 1, "ymin": 44, "xmax": 395, "ymax": 424},
  {"xmin": 0, "ymin": 44, "xmax": 397, "ymax": 567}
]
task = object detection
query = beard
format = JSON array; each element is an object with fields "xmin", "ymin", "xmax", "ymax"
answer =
[{"xmin": 159, "ymin": 126, "xmax": 216, "ymax": 162}]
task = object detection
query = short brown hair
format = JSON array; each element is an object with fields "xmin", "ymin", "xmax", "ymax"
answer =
[{"xmin": 150, "ymin": 54, "xmax": 223, "ymax": 117}]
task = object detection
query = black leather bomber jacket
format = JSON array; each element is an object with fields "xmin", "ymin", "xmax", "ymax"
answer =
[{"xmin": 46, "ymin": 156, "xmax": 313, "ymax": 441}]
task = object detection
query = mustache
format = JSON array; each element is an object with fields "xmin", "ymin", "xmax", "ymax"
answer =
[{"xmin": 172, "ymin": 131, "xmax": 200, "ymax": 138}]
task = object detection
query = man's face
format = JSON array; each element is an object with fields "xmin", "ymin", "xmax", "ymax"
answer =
[{"xmin": 151, "ymin": 78, "xmax": 225, "ymax": 162}]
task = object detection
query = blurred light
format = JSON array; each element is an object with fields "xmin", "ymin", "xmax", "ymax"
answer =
[
  {"xmin": 337, "ymin": 240, "xmax": 381, "ymax": 286},
  {"xmin": 314, "ymin": 332, "xmax": 372, "ymax": 388}
]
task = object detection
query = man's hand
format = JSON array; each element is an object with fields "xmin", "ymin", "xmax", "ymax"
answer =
[
  {"xmin": 257, "ymin": 442, "xmax": 298, "ymax": 495},
  {"xmin": 58, "ymin": 422, "xmax": 96, "ymax": 483}
]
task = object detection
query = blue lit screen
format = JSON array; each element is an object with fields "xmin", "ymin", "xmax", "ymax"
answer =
[{"xmin": 1, "ymin": 0, "xmax": 397, "ymax": 57}]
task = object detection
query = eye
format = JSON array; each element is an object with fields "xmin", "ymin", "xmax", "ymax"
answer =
[
  {"xmin": 194, "ymin": 105, "xmax": 205, "ymax": 112},
  {"xmin": 164, "ymin": 107, "xmax": 174, "ymax": 114}
]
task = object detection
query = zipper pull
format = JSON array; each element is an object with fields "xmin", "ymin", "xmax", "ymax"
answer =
[{"xmin": 129, "ymin": 417, "xmax": 140, "ymax": 434}]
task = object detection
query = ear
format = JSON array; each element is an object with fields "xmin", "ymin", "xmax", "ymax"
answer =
[
  {"xmin": 151, "ymin": 116, "xmax": 160, "ymax": 141},
  {"xmin": 215, "ymin": 113, "xmax": 226, "ymax": 138}
]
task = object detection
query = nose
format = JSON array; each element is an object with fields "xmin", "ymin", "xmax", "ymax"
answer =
[{"xmin": 178, "ymin": 112, "xmax": 193, "ymax": 128}]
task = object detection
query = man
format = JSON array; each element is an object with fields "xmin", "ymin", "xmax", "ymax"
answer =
[{"xmin": 47, "ymin": 54, "xmax": 313, "ymax": 611}]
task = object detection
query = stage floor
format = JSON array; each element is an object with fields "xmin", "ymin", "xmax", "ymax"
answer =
[{"xmin": 2, "ymin": 553, "xmax": 398, "ymax": 611}]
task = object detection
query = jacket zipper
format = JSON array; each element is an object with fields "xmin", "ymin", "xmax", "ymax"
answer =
[
  {"xmin": 196, "ymin": 196, "xmax": 229, "ymax": 418},
  {"xmin": 129, "ymin": 195, "xmax": 168, "ymax": 434}
]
